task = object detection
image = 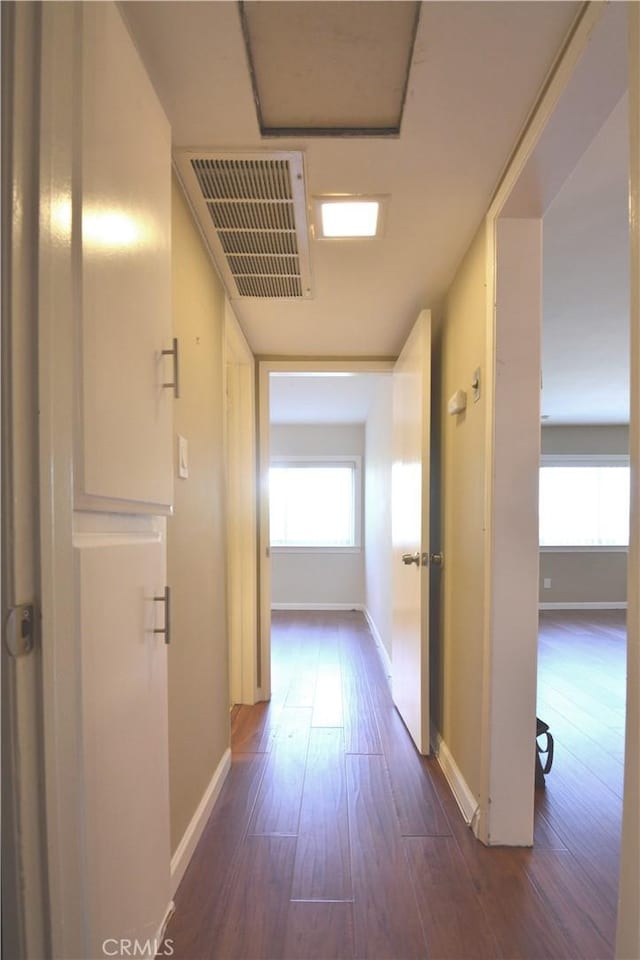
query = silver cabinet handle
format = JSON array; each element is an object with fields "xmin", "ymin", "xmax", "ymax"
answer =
[
  {"xmin": 153, "ymin": 586, "xmax": 171, "ymax": 644},
  {"xmin": 161, "ymin": 338, "xmax": 180, "ymax": 398},
  {"xmin": 402, "ymin": 552, "xmax": 421, "ymax": 566}
]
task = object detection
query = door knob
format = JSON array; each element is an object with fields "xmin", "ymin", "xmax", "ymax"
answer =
[{"xmin": 402, "ymin": 552, "xmax": 421, "ymax": 566}]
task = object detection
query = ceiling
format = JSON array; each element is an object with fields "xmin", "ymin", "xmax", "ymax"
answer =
[
  {"xmin": 270, "ymin": 373, "xmax": 389, "ymax": 425},
  {"xmin": 240, "ymin": 1, "xmax": 420, "ymax": 134},
  {"xmin": 124, "ymin": 2, "xmax": 628, "ymax": 427},
  {"xmin": 542, "ymin": 94, "xmax": 629, "ymax": 426},
  {"xmin": 123, "ymin": 1, "xmax": 581, "ymax": 357}
]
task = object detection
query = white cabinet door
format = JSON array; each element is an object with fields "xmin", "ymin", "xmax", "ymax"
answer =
[
  {"xmin": 76, "ymin": 2, "xmax": 173, "ymax": 512},
  {"xmin": 76, "ymin": 532, "xmax": 171, "ymax": 955}
]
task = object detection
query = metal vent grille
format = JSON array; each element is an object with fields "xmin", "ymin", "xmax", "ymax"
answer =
[{"xmin": 182, "ymin": 155, "xmax": 311, "ymax": 299}]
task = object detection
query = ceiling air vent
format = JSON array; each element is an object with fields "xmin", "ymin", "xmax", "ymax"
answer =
[{"xmin": 174, "ymin": 151, "xmax": 312, "ymax": 300}]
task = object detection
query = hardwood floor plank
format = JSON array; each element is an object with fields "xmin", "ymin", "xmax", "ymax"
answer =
[
  {"xmin": 247, "ymin": 707, "xmax": 311, "ymax": 837},
  {"xmin": 376, "ymin": 703, "xmax": 452, "ymax": 837},
  {"xmin": 346, "ymin": 754, "xmax": 427, "ymax": 959},
  {"xmin": 291, "ymin": 728, "xmax": 352, "ymax": 900},
  {"xmin": 205, "ymin": 835, "xmax": 297, "ymax": 959},
  {"xmin": 428, "ymin": 761, "xmax": 584, "ymax": 959},
  {"xmin": 167, "ymin": 611, "xmax": 624, "ymax": 960},
  {"xmin": 312, "ymin": 662, "xmax": 343, "ymax": 727},
  {"xmin": 230, "ymin": 701, "xmax": 279, "ymax": 754},
  {"xmin": 533, "ymin": 749, "xmax": 620, "ymax": 912},
  {"xmin": 341, "ymin": 670, "xmax": 383, "ymax": 755},
  {"xmin": 283, "ymin": 901, "xmax": 355, "ymax": 960},
  {"xmin": 536, "ymin": 696, "xmax": 624, "ymax": 799},
  {"xmin": 532, "ymin": 808, "xmax": 568, "ymax": 851},
  {"xmin": 403, "ymin": 835, "xmax": 501, "ymax": 959},
  {"xmin": 340, "ymin": 630, "xmax": 383, "ymax": 755},
  {"xmin": 284, "ymin": 630, "xmax": 319, "ymax": 709},
  {"xmin": 523, "ymin": 850, "xmax": 614, "ymax": 958},
  {"xmin": 271, "ymin": 612, "xmax": 313, "ymax": 709},
  {"xmin": 164, "ymin": 752, "xmax": 268, "ymax": 958}
]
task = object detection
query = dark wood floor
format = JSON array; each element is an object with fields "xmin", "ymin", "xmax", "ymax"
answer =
[{"xmin": 163, "ymin": 609, "xmax": 625, "ymax": 959}]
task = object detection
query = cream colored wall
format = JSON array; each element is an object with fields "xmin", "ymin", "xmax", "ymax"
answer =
[
  {"xmin": 540, "ymin": 425, "xmax": 628, "ymax": 605},
  {"xmin": 436, "ymin": 225, "xmax": 487, "ymax": 800},
  {"xmin": 542, "ymin": 424, "xmax": 629, "ymax": 455},
  {"xmin": 167, "ymin": 176, "xmax": 229, "ymax": 852},
  {"xmin": 540, "ymin": 551, "xmax": 626, "ymax": 604},
  {"xmin": 364, "ymin": 376, "xmax": 393, "ymax": 658},
  {"xmin": 270, "ymin": 423, "xmax": 365, "ymax": 607}
]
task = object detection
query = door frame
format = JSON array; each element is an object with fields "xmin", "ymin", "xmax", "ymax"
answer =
[
  {"xmin": 479, "ymin": 0, "xmax": 630, "ymax": 848},
  {"xmin": 38, "ymin": 4, "xmax": 87, "ymax": 957},
  {"xmin": 2, "ymin": 3, "xmax": 50, "ymax": 956},
  {"xmin": 256, "ymin": 357, "xmax": 394, "ymax": 701},
  {"xmin": 224, "ymin": 300, "xmax": 258, "ymax": 706},
  {"xmin": 617, "ymin": 6, "xmax": 640, "ymax": 956}
]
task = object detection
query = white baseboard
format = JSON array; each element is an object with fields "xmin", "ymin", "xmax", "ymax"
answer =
[
  {"xmin": 539, "ymin": 601, "xmax": 627, "ymax": 610},
  {"xmin": 170, "ymin": 747, "xmax": 231, "ymax": 895},
  {"xmin": 432, "ymin": 732, "xmax": 479, "ymax": 828},
  {"xmin": 363, "ymin": 607, "xmax": 392, "ymax": 678},
  {"xmin": 271, "ymin": 602, "xmax": 364, "ymax": 611},
  {"xmin": 155, "ymin": 900, "xmax": 175, "ymax": 951}
]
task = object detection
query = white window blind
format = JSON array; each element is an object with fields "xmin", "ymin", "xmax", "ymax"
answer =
[
  {"xmin": 269, "ymin": 458, "xmax": 360, "ymax": 548},
  {"xmin": 539, "ymin": 458, "xmax": 629, "ymax": 547}
]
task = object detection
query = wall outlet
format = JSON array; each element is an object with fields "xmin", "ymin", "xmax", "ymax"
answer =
[{"xmin": 543, "ymin": 578, "xmax": 552, "ymax": 589}]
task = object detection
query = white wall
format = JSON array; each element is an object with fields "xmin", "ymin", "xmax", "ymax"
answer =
[
  {"xmin": 364, "ymin": 376, "xmax": 393, "ymax": 659},
  {"xmin": 270, "ymin": 424, "xmax": 365, "ymax": 608}
]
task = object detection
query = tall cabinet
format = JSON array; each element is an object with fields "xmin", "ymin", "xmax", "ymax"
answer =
[{"xmin": 47, "ymin": 3, "xmax": 174, "ymax": 954}]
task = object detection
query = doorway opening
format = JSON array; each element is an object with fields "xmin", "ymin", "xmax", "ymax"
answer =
[
  {"xmin": 533, "ymin": 87, "xmax": 630, "ymax": 898},
  {"xmin": 483, "ymin": 0, "xmax": 629, "ymax": 850},
  {"xmin": 259, "ymin": 363, "xmax": 393, "ymax": 707},
  {"xmin": 257, "ymin": 319, "xmax": 434, "ymax": 760}
]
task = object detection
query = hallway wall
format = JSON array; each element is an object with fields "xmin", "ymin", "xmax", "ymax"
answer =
[
  {"xmin": 435, "ymin": 224, "xmax": 488, "ymax": 803},
  {"xmin": 270, "ymin": 423, "xmax": 365, "ymax": 608},
  {"xmin": 167, "ymin": 176, "xmax": 230, "ymax": 853}
]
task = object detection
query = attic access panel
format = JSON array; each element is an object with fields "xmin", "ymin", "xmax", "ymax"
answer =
[
  {"xmin": 239, "ymin": 1, "xmax": 421, "ymax": 137},
  {"xmin": 174, "ymin": 151, "xmax": 312, "ymax": 299}
]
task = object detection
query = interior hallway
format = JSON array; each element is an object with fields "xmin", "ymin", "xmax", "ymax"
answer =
[{"xmin": 163, "ymin": 611, "xmax": 619, "ymax": 959}]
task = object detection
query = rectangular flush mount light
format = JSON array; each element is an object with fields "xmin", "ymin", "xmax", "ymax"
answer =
[{"xmin": 314, "ymin": 196, "xmax": 386, "ymax": 238}]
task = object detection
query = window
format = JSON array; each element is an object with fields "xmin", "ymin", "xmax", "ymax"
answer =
[
  {"xmin": 269, "ymin": 457, "xmax": 361, "ymax": 550},
  {"xmin": 539, "ymin": 456, "xmax": 629, "ymax": 548}
]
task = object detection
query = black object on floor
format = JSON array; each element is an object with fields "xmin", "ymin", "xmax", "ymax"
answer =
[{"xmin": 535, "ymin": 717, "xmax": 554, "ymax": 788}]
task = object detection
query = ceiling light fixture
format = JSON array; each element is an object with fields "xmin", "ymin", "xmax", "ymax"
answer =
[{"xmin": 314, "ymin": 196, "xmax": 387, "ymax": 239}]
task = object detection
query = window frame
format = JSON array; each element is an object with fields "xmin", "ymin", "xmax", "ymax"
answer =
[
  {"xmin": 269, "ymin": 455, "xmax": 363, "ymax": 553},
  {"xmin": 539, "ymin": 453, "xmax": 630, "ymax": 552}
]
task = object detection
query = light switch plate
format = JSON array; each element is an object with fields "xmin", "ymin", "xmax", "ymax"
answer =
[{"xmin": 178, "ymin": 435, "xmax": 189, "ymax": 479}]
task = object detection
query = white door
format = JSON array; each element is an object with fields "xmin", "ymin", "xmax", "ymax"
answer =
[
  {"xmin": 37, "ymin": 3, "xmax": 174, "ymax": 955},
  {"xmin": 77, "ymin": 0, "xmax": 173, "ymax": 513},
  {"xmin": 391, "ymin": 310, "xmax": 432, "ymax": 754},
  {"xmin": 77, "ymin": 536, "xmax": 171, "ymax": 956}
]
